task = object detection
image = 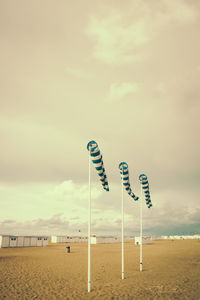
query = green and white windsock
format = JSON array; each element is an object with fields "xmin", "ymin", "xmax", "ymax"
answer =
[
  {"xmin": 119, "ymin": 162, "xmax": 139, "ymax": 201},
  {"xmin": 87, "ymin": 141, "xmax": 109, "ymax": 191},
  {"xmin": 139, "ymin": 174, "xmax": 152, "ymax": 208}
]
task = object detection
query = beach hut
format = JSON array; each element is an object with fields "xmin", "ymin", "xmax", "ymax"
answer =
[
  {"xmin": 17, "ymin": 236, "xmax": 24, "ymax": 247},
  {"xmin": 0, "ymin": 235, "xmax": 48, "ymax": 248},
  {"xmin": 24, "ymin": 237, "xmax": 31, "ymax": 247},
  {"xmin": 135, "ymin": 236, "xmax": 152, "ymax": 245},
  {"xmin": 151, "ymin": 236, "xmax": 162, "ymax": 241},
  {"xmin": 10, "ymin": 236, "xmax": 17, "ymax": 247},
  {"xmin": 91, "ymin": 235, "xmax": 97, "ymax": 244},
  {"xmin": 90, "ymin": 236, "xmax": 120, "ymax": 244},
  {"xmin": 37, "ymin": 237, "xmax": 43, "ymax": 246},
  {"xmin": 0, "ymin": 235, "xmax": 9, "ymax": 247},
  {"xmin": 97, "ymin": 237, "xmax": 120, "ymax": 244},
  {"xmin": 51, "ymin": 236, "xmax": 57, "ymax": 243},
  {"xmin": 30, "ymin": 237, "xmax": 37, "ymax": 246},
  {"xmin": 161, "ymin": 236, "xmax": 169, "ymax": 240},
  {"xmin": 51, "ymin": 236, "xmax": 71, "ymax": 243},
  {"xmin": 51, "ymin": 235, "xmax": 88, "ymax": 243},
  {"xmin": 125, "ymin": 236, "xmax": 134, "ymax": 241}
]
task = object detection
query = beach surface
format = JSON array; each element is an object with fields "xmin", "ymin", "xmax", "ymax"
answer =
[{"xmin": 0, "ymin": 240, "xmax": 200, "ymax": 299}]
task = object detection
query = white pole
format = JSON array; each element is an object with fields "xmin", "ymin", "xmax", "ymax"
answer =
[
  {"xmin": 121, "ymin": 179, "xmax": 124, "ymax": 280},
  {"xmin": 88, "ymin": 151, "xmax": 91, "ymax": 292},
  {"xmin": 140, "ymin": 184, "xmax": 143, "ymax": 272}
]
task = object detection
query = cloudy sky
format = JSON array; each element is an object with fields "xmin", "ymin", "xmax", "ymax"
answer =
[{"xmin": 0, "ymin": 0, "xmax": 200, "ymax": 236}]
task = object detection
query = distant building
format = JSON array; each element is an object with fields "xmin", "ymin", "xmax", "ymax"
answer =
[
  {"xmin": 90, "ymin": 235, "xmax": 96, "ymax": 244},
  {"xmin": 135, "ymin": 236, "xmax": 152, "ymax": 245},
  {"xmin": 182, "ymin": 235, "xmax": 200, "ymax": 239},
  {"xmin": 51, "ymin": 235, "xmax": 120, "ymax": 244},
  {"xmin": 0, "ymin": 235, "xmax": 48, "ymax": 248},
  {"xmin": 161, "ymin": 236, "xmax": 169, "ymax": 239},
  {"xmin": 91, "ymin": 235, "xmax": 120, "ymax": 244},
  {"xmin": 160, "ymin": 235, "xmax": 200, "ymax": 240},
  {"xmin": 151, "ymin": 236, "xmax": 162, "ymax": 241},
  {"xmin": 125, "ymin": 236, "xmax": 135, "ymax": 241},
  {"xmin": 51, "ymin": 236, "xmax": 88, "ymax": 243}
]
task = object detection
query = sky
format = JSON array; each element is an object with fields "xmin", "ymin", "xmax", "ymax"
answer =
[{"xmin": 0, "ymin": 0, "xmax": 200, "ymax": 236}]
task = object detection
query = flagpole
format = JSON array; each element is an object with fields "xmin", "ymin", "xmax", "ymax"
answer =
[
  {"xmin": 140, "ymin": 183, "xmax": 143, "ymax": 272},
  {"xmin": 88, "ymin": 151, "xmax": 91, "ymax": 292},
  {"xmin": 121, "ymin": 178, "xmax": 124, "ymax": 280}
]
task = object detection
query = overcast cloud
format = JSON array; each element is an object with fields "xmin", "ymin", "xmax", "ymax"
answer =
[{"xmin": 0, "ymin": 0, "xmax": 200, "ymax": 236}]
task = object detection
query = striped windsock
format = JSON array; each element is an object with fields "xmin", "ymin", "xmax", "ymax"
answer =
[
  {"xmin": 87, "ymin": 141, "xmax": 109, "ymax": 191},
  {"xmin": 119, "ymin": 162, "xmax": 139, "ymax": 201},
  {"xmin": 139, "ymin": 174, "xmax": 152, "ymax": 208}
]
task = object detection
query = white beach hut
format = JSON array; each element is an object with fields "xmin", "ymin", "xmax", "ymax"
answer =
[
  {"xmin": 24, "ymin": 237, "xmax": 31, "ymax": 247},
  {"xmin": 51, "ymin": 236, "xmax": 71, "ymax": 243},
  {"xmin": 91, "ymin": 235, "xmax": 97, "ymax": 244},
  {"xmin": 135, "ymin": 236, "xmax": 152, "ymax": 245},
  {"xmin": 51, "ymin": 235, "xmax": 88, "ymax": 243},
  {"xmin": 151, "ymin": 236, "xmax": 162, "ymax": 241},
  {"xmin": 0, "ymin": 235, "xmax": 48, "ymax": 248},
  {"xmin": 16, "ymin": 236, "xmax": 24, "ymax": 247},
  {"xmin": 51, "ymin": 236, "xmax": 57, "ymax": 243},
  {"xmin": 161, "ymin": 236, "xmax": 169, "ymax": 240},
  {"xmin": 96, "ymin": 237, "xmax": 120, "ymax": 244}
]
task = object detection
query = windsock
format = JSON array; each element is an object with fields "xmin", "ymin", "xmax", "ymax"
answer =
[
  {"xmin": 119, "ymin": 162, "xmax": 139, "ymax": 200},
  {"xmin": 87, "ymin": 141, "xmax": 109, "ymax": 191},
  {"xmin": 139, "ymin": 174, "xmax": 152, "ymax": 208}
]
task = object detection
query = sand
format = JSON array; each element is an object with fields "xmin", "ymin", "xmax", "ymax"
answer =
[{"xmin": 0, "ymin": 240, "xmax": 200, "ymax": 299}]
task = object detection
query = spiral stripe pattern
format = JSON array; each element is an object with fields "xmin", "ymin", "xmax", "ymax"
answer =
[
  {"xmin": 87, "ymin": 141, "xmax": 109, "ymax": 191},
  {"xmin": 119, "ymin": 162, "xmax": 139, "ymax": 201},
  {"xmin": 139, "ymin": 174, "xmax": 152, "ymax": 208}
]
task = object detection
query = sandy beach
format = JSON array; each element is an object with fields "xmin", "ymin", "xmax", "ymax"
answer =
[{"xmin": 0, "ymin": 240, "xmax": 200, "ymax": 299}]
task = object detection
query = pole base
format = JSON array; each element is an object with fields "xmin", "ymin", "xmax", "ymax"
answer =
[{"xmin": 140, "ymin": 262, "xmax": 142, "ymax": 272}]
